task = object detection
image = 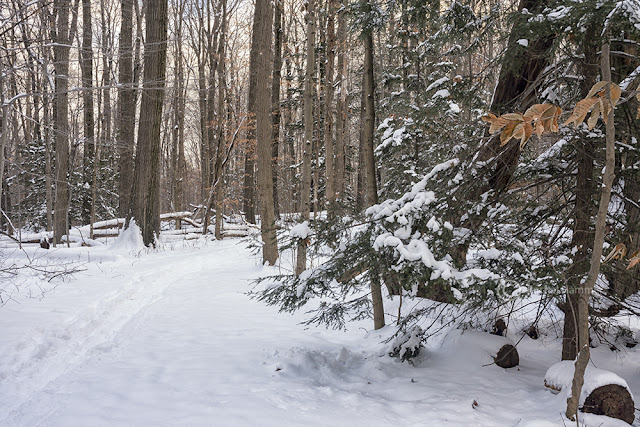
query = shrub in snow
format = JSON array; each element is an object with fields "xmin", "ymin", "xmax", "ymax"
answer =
[{"xmin": 388, "ymin": 326, "xmax": 423, "ymax": 363}]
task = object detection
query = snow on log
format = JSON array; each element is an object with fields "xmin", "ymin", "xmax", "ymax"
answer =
[
  {"xmin": 162, "ymin": 227, "xmax": 206, "ymax": 235},
  {"xmin": 160, "ymin": 211, "xmax": 193, "ymax": 220},
  {"xmin": 179, "ymin": 217, "xmax": 202, "ymax": 228},
  {"xmin": 91, "ymin": 218, "xmax": 125, "ymax": 230},
  {"xmin": 160, "ymin": 233, "xmax": 202, "ymax": 242},
  {"xmin": 9, "ymin": 233, "xmax": 51, "ymax": 244},
  {"xmin": 544, "ymin": 360, "xmax": 634, "ymax": 424}
]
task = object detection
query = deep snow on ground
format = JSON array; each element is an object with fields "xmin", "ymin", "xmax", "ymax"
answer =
[{"xmin": 1, "ymin": 238, "xmax": 640, "ymax": 426}]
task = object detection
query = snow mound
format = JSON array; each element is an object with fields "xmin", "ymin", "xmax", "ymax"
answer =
[
  {"xmin": 278, "ymin": 347, "xmax": 369, "ymax": 385},
  {"xmin": 109, "ymin": 220, "xmax": 145, "ymax": 252},
  {"xmin": 290, "ymin": 221, "xmax": 311, "ymax": 239},
  {"xmin": 441, "ymin": 329, "xmax": 516, "ymax": 365},
  {"xmin": 544, "ymin": 360, "xmax": 633, "ymax": 404}
]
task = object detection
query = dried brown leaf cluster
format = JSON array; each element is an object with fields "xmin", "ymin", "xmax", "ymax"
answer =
[
  {"xmin": 628, "ymin": 250, "xmax": 640, "ymax": 270},
  {"xmin": 482, "ymin": 82, "xmax": 624, "ymax": 149},
  {"xmin": 603, "ymin": 243, "xmax": 627, "ymax": 264},
  {"xmin": 481, "ymin": 103, "xmax": 561, "ymax": 149},
  {"xmin": 602, "ymin": 243, "xmax": 640, "ymax": 270},
  {"xmin": 564, "ymin": 81, "xmax": 621, "ymax": 129}
]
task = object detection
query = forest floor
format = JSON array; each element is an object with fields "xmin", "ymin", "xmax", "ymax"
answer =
[{"xmin": 1, "ymin": 236, "xmax": 639, "ymax": 426}]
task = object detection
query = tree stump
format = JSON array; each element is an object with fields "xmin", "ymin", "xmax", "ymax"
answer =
[
  {"xmin": 492, "ymin": 318, "xmax": 507, "ymax": 336},
  {"xmin": 40, "ymin": 237, "xmax": 50, "ymax": 249},
  {"xmin": 494, "ymin": 344, "xmax": 519, "ymax": 368},
  {"xmin": 525, "ymin": 324, "xmax": 538, "ymax": 340},
  {"xmin": 582, "ymin": 384, "xmax": 634, "ymax": 425}
]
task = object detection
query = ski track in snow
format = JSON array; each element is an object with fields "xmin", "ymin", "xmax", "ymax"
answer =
[{"xmin": 1, "ymin": 239, "xmax": 639, "ymax": 426}]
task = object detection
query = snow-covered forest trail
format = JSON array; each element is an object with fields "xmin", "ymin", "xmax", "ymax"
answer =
[{"xmin": 1, "ymin": 239, "xmax": 637, "ymax": 426}]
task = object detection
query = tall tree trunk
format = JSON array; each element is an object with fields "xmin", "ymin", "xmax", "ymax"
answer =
[
  {"xmin": 203, "ymin": 0, "xmax": 221, "ymax": 232},
  {"xmin": 117, "ymin": 0, "xmax": 135, "ymax": 217},
  {"xmin": 0, "ymin": 73, "xmax": 7, "ymax": 214},
  {"xmin": 356, "ymin": 78, "xmax": 366, "ymax": 212},
  {"xmin": 53, "ymin": 0, "xmax": 71, "ymax": 245},
  {"xmin": 283, "ymin": 34, "xmax": 295, "ymax": 216},
  {"xmin": 172, "ymin": 0, "xmax": 187, "ymax": 229},
  {"xmin": 39, "ymin": 11, "xmax": 54, "ymax": 231},
  {"xmin": 271, "ymin": 0, "xmax": 283, "ymax": 219},
  {"xmin": 363, "ymin": 29, "xmax": 385, "ymax": 330},
  {"xmin": 213, "ymin": 0, "xmax": 227, "ymax": 240},
  {"xmin": 130, "ymin": 0, "xmax": 168, "ymax": 246},
  {"xmin": 100, "ymin": 0, "xmax": 114, "ymax": 213},
  {"xmin": 81, "ymin": 0, "xmax": 94, "ymax": 225},
  {"xmin": 561, "ymin": 25, "xmax": 599, "ymax": 361},
  {"xmin": 324, "ymin": 0, "xmax": 336, "ymax": 209},
  {"xmin": 243, "ymin": 14, "xmax": 258, "ymax": 225},
  {"xmin": 197, "ymin": 43, "xmax": 209, "ymax": 208},
  {"xmin": 566, "ymin": 40, "xmax": 616, "ymax": 422},
  {"xmin": 295, "ymin": 0, "xmax": 315, "ymax": 275},
  {"xmin": 251, "ymin": 0, "xmax": 278, "ymax": 264},
  {"xmin": 334, "ymin": 3, "xmax": 346, "ymax": 202}
]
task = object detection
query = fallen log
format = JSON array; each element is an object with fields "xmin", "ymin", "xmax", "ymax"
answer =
[
  {"xmin": 92, "ymin": 218, "xmax": 125, "ymax": 230},
  {"xmin": 545, "ymin": 361, "xmax": 634, "ymax": 424},
  {"xmin": 222, "ymin": 230, "xmax": 250, "ymax": 238},
  {"xmin": 494, "ymin": 344, "xmax": 519, "ymax": 368},
  {"xmin": 180, "ymin": 217, "xmax": 202, "ymax": 228},
  {"xmin": 160, "ymin": 211, "xmax": 193, "ymax": 221}
]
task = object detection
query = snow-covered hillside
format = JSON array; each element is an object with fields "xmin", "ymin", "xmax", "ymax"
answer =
[{"xmin": 1, "ymin": 238, "xmax": 639, "ymax": 426}]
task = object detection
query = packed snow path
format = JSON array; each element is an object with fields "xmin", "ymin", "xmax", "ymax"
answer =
[{"xmin": 1, "ymin": 239, "xmax": 638, "ymax": 426}]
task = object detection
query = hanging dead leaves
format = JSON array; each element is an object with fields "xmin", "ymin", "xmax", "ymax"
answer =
[
  {"xmin": 602, "ymin": 243, "xmax": 640, "ymax": 270},
  {"xmin": 565, "ymin": 81, "xmax": 621, "ymax": 128},
  {"xmin": 603, "ymin": 243, "xmax": 627, "ymax": 264},
  {"xmin": 482, "ymin": 103, "xmax": 561, "ymax": 149},
  {"xmin": 482, "ymin": 81, "xmax": 623, "ymax": 149}
]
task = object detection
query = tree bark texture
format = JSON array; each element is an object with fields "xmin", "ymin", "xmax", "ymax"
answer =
[
  {"xmin": 213, "ymin": 0, "xmax": 227, "ymax": 240},
  {"xmin": 296, "ymin": 0, "xmax": 315, "ymax": 275},
  {"xmin": 566, "ymin": 41, "xmax": 616, "ymax": 422},
  {"xmin": 271, "ymin": 0, "xmax": 283, "ymax": 219},
  {"xmin": 334, "ymin": 2, "xmax": 347, "ymax": 202},
  {"xmin": 53, "ymin": 0, "xmax": 71, "ymax": 244},
  {"xmin": 561, "ymin": 25, "xmax": 599, "ymax": 361},
  {"xmin": 117, "ymin": 0, "xmax": 135, "ymax": 217},
  {"xmin": 251, "ymin": 0, "xmax": 278, "ymax": 265},
  {"xmin": 243, "ymin": 15, "xmax": 258, "ymax": 225},
  {"xmin": 363, "ymin": 29, "xmax": 384, "ymax": 331},
  {"xmin": 131, "ymin": 0, "xmax": 168, "ymax": 246},
  {"xmin": 81, "ymin": 0, "xmax": 94, "ymax": 225},
  {"xmin": 324, "ymin": 0, "xmax": 336, "ymax": 208},
  {"xmin": 0, "ymin": 73, "xmax": 7, "ymax": 215}
]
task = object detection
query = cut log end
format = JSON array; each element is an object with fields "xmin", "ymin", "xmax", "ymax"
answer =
[
  {"xmin": 494, "ymin": 344, "xmax": 519, "ymax": 368},
  {"xmin": 582, "ymin": 384, "xmax": 634, "ymax": 425}
]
